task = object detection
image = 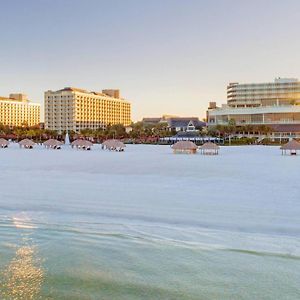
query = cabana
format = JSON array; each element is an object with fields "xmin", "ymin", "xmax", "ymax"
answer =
[
  {"xmin": 280, "ymin": 139, "xmax": 300, "ymax": 155},
  {"xmin": 19, "ymin": 139, "xmax": 35, "ymax": 149},
  {"xmin": 0, "ymin": 138, "xmax": 9, "ymax": 148},
  {"xmin": 102, "ymin": 139, "xmax": 126, "ymax": 152},
  {"xmin": 171, "ymin": 141, "xmax": 197, "ymax": 154},
  {"xmin": 199, "ymin": 142, "xmax": 220, "ymax": 155},
  {"xmin": 43, "ymin": 139, "xmax": 63, "ymax": 149},
  {"xmin": 71, "ymin": 139, "xmax": 93, "ymax": 150}
]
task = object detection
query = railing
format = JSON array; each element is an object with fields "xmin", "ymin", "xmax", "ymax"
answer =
[{"xmin": 209, "ymin": 120, "xmax": 300, "ymax": 125}]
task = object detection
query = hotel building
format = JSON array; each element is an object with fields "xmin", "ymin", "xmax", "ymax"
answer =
[
  {"xmin": 207, "ymin": 78, "xmax": 300, "ymax": 139},
  {"xmin": 0, "ymin": 93, "xmax": 40, "ymax": 127},
  {"xmin": 45, "ymin": 87, "xmax": 131, "ymax": 133}
]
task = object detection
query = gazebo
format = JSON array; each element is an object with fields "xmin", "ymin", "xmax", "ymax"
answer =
[
  {"xmin": 199, "ymin": 142, "xmax": 220, "ymax": 155},
  {"xmin": 102, "ymin": 139, "xmax": 126, "ymax": 152},
  {"xmin": 19, "ymin": 139, "xmax": 35, "ymax": 149},
  {"xmin": 280, "ymin": 139, "xmax": 300, "ymax": 155},
  {"xmin": 71, "ymin": 139, "xmax": 93, "ymax": 150},
  {"xmin": 43, "ymin": 139, "xmax": 63, "ymax": 149},
  {"xmin": 171, "ymin": 141, "xmax": 198, "ymax": 154},
  {"xmin": 0, "ymin": 138, "xmax": 9, "ymax": 148}
]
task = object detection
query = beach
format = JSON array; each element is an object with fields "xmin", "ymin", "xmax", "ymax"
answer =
[{"xmin": 0, "ymin": 144, "xmax": 299, "ymax": 299}]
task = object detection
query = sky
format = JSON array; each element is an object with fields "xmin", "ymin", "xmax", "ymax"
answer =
[{"xmin": 1, "ymin": 0, "xmax": 300, "ymax": 121}]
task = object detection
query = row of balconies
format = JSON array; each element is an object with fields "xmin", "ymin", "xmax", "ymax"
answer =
[
  {"xmin": 227, "ymin": 88, "xmax": 300, "ymax": 94},
  {"xmin": 47, "ymin": 98, "xmax": 128, "ymax": 103},
  {"xmin": 46, "ymin": 115, "xmax": 130, "ymax": 120},
  {"xmin": 227, "ymin": 94, "xmax": 300, "ymax": 99},
  {"xmin": 46, "ymin": 107, "xmax": 129, "ymax": 112},
  {"xmin": 209, "ymin": 119, "xmax": 300, "ymax": 125},
  {"xmin": 0, "ymin": 114, "xmax": 39, "ymax": 117},
  {"xmin": 227, "ymin": 83, "xmax": 300, "ymax": 89},
  {"xmin": 47, "ymin": 101, "xmax": 125, "ymax": 105}
]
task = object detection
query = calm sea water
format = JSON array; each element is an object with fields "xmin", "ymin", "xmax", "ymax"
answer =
[{"xmin": 0, "ymin": 144, "xmax": 299, "ymax": 299}]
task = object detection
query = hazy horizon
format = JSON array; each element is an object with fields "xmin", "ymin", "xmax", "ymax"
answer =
[{"xmin": 1, "ymin": 0, "xmax": 300, "ymax": 121}]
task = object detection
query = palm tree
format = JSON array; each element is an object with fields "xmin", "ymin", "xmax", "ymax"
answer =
[
  {"xmin": 227, "ymin": 119, "xmax": 236, "ymax": 145},
  {"xmin": 244, "ymin": 124, "xmax": 254, "ymax": 136},
  {"xmin": 26, "ymin": 129, "xmax": 36, "ymax": 140},
  {"xmin": 153, "ymin": 122, "xmax": 169, "ymax": 137},
  {"xmin": 14, "ymin": 128, "xmax": 24, "ymax": 140},
  {"xmin": 216, "ymin": 124, "xmax": 226, "ymax": 137}
]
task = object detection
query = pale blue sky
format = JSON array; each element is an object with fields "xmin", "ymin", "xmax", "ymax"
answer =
[{"xmin": 1, "ymin": 0, "xmax": 300, "ymax": 121}]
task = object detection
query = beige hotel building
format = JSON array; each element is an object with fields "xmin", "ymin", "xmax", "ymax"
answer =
[
  {"xmin": 45, "ymin": 87, "xmax": 131, "ymax": 133},
  {"xmin": 0, "ymin": 93, "xmax": 40, "ymax": 127}
]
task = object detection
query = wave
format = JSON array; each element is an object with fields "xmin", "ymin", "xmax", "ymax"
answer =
[
  {"xmin": 27, "ymin": 222, "xmax": 300, "ymax": 261},
  {"xmin": 12, "ymin": 216, "xmax": 37, "ymax": 229},
  {"xmin": 42, "ymin": 272, "xmax": 197, "ymax": 300},
  {"xmin": 225, "ymin": 248, "xmax": 300, "ymax": 260},
  {"xmin": 2, "ymin": 213, "xmax": 300, "ymax": 263}
]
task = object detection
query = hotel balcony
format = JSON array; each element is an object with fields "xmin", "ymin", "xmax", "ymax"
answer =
[
  {"xmin": 209, "ymin": 120, "xmax": 300, "ymax": 126},
  {"xmin": 208, "ymin": 105, "xmax": 300, "ymax": 116}
]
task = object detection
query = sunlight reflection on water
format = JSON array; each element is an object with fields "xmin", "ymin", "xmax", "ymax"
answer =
[{"xmin": 0, "ymin": 213, "xmax": 44, "ymax": 299}]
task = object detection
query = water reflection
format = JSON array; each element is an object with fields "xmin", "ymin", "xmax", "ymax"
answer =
[{"xmin": 0, "ymin": 214, "xmax": 44, "ymax": 299}]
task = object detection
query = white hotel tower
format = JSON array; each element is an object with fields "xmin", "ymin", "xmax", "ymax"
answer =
[{"xmin": 207, "ymin": 78, "xmax": 300, "ymax": 139}]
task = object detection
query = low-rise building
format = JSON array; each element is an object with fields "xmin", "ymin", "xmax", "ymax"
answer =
[
  {"xmin": 142, "ymin": 115, "xmax": 205, "ymax": 132},
  {"xmin": 45, "ymin": 87, "xmax": 131, "ymax": 133},
  {"xmin": 0, "ymin": 93, "xmax": 40, "ymax": 127}
]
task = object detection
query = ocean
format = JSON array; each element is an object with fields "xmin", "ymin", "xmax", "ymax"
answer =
[{"xmin": 0, "ymin": 144, "xmax": 299, "ymax": 299}]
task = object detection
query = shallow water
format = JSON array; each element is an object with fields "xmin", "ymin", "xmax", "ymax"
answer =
[{"xmin": 0, "ymin": 144, "xmax": 299, "ymax": 299}]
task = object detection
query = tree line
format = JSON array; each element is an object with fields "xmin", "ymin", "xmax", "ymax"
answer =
[
  {"xmin": 0, "ymin": 120, "xmax": 274, "ymax": 143},
  {"xmin": 0, "ymin": 122, "xmax": 174, "ymax": 142}
]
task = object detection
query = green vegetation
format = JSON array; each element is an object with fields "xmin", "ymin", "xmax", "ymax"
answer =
[
  {"xmin": 0, "ymin": 122, "xmax": 174, "ymax": 143},
  {"xmin": 0, "ymin": 121, "xmax": 283, "ymax": 145}
]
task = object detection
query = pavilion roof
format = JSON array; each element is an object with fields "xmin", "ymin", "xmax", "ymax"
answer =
[
  {"xmin": 172, "ymin": 141, "xmax": 197, "ymax": 150},
  {"xmin": 44, "ymin": 139, "xmax": 63, "ymax": 147},
  {"xmin": 71, "ymin": 139, "xmax": 93, "ymax": 147},
  {"xmin": 102, "ymin": 139, "xmax": 125, "ymax": 148},
  {"xmin": 19, "ymin": 139, "xmax": 35, "ymax": 147},
  {"xmin": 0, "ymin": 138, "xmax": 9, "ymax": 146},
  {"xmin": 199, "ymin": 142, "xmax": 220, "ymax": 150},
  {"xmin": 280, "ymin": 139, "xmax": 300, "ymax": 150}
]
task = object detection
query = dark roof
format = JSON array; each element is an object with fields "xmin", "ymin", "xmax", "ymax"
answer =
[
  {"xmin": 175, "ymin": 131, "xmax": 200, "ymax": 137},
  {"xmin": 167, "ymin": 118, "xmax": 205, "ymax": 128},
  {"xmin": 270, "ymin": 124, "xmax": 300, "ymax": 133},
  {"xmin": 142, "ymin": 118, "xmax": 161, "ymax": 124},
  {"xmin": 59, "ymin": 87, "xmax": 88, "ymax": 93},
  {"xmin": 141, "ymin": 117, "xmax": 206, "ymax": 128},
  {"xmin": 53, "ymin": 87, "xmax": 125, "ymax": 100}
]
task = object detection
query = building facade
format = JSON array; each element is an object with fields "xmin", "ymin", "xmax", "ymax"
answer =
[
  {"xmin": 0, "ymin": 93, "xmax": 40, "ymax": 127},
  {"xmin": 207, "ymin": 78, "xmax": 300, "ymax": 139},
  {"xmin": 142, "ymin": 115, "xmax": 205, "ymax": 132},
  {"xmin": 45, "ymin": 87, "xmax": 131, "ymax": 133}
]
